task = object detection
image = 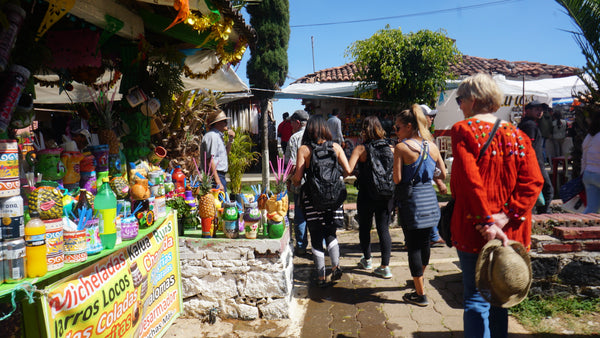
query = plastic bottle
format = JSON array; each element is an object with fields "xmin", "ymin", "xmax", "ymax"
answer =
[
  {"xmin": 95, "ymin": 178, "xmax": 117, "ymax": 249},
  {"xmin": 172, "ymin": 166, "xmax": 186, "ymax": 194},
  {"xmin": 24, "ymin": 210, "xmax": 47, "ymax": 278}
]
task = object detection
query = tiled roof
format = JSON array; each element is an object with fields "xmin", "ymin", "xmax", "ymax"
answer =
[{"xmin": 293, "ymin": 55, "xmax": 581, "ymax": 84}]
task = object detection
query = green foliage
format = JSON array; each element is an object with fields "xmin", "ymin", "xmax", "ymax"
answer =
[
  {"xmin": 511, "ymin": 294, "xmax": 600, "ymax": 330},
  {"xmin": 227, "ymin": 127, "xmax": 259, "ymax": 194},
  {"xmin": 246, "ymin": 0, "xmax": 290, "ymax": 97},
  {"xmin": 555, "ymin": 0, "xmax": 600, "ymax": 100},
  {"xmin": 554, "ymin": 0, "xmax": 600, "ymax": 176},
  {"xmin": 166, "ymin": 196, "xmax": 199, "ymax": 228},
  {"xmin": 146, "ymin": 47, "xmax": 185, "ymax": 113},
  {"xmin": 346, "ymin": 26, "xmax": 461, "ymax": 107}
]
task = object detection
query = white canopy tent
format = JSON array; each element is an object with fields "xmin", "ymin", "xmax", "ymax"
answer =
[
  {"xmin": 434, "ymin": 75, "xmax": 590, "ymax": 130},
  {"xmin": 33, "ymin": 50, "xmax": 249, "ymax": 104}
]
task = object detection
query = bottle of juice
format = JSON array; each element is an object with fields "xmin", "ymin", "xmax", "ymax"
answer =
[
  {"xmin": 95, "ymin": 178, "xmax": 117, "ymax": 249},
  {"xmin": 24, "ymin": 210, "xmax": 47, "ymax": 278}
]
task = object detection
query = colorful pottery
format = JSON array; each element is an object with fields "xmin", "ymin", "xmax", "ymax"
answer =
[
  {"xmin": 0, "ymin": 140, "xmax": 20, "ymax": 197},
  {"xmin": 26, "ymin": 148, "xmax": 66, "ymax": 181},
  {"xmin": 28, "ymin": 180, "xmax": 63, "ymax": 220},
  {"xmin": 61, "ymin": 151, "xmax": 84, "ymax": 186}
]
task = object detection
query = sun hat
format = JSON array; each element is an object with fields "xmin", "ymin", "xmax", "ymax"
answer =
[
  {"xmin": 290, "ymin": 110, "xmax": 309, "ymax": 121},
  {"xmin": 475, "ymin": 239, "xmax": 532, "ymax": 308},
  {"xmin": 524, "ymin": 100, "xmax": 545, "ymax": 109},
  {"xmin": 207, "ymin": 110, "xmax": 230, "ymax": 126}
]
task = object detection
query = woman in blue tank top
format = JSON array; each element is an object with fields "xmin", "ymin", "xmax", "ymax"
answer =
[{"xmin": 393, "ymin": 104, "xmax": 447, "ymax": 307}]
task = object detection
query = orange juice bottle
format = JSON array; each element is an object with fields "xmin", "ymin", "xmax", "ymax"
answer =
[{"xmin": 25, "ymin": 211, "xmax": 47, "ymax": 278}]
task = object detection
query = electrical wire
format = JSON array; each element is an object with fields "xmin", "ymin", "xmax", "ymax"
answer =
[{"xmin": 291, "ymin": 0, "xmax": 521, "ymax": 28}]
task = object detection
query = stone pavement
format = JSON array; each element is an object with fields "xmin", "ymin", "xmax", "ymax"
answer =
[
  {"xmin": 294, "ymin": 227, "xmax": 530, "ymax": 338},
  {"xmin": 166, "ymin": 226, "xmax": 531, "ymax": 337}
]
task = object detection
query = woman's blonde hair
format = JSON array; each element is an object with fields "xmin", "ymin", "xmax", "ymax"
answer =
[
  {"xmin": 395, "ymin": 104, "xmax": 433, "ymax": 142},
  {"xmin": 456, "ymin": 73, "xmax": 503, "ymax": 114}
]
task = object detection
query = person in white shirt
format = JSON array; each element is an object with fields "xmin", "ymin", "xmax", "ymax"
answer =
[
  {"xmin": 327, "ymin": 110, "xmax": 344, "ymax": 145},
  {"xmin": 582, "ymin": 111, "xmax": 600, "ymax": 213}
]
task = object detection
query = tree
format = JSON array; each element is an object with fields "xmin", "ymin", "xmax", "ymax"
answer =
[
  {"xmin": 246, "ymin": 0, "xmax": 290, "ymax": 191},
  {"xmin": 555, "ymin": 0, "xmax": 599, "ymax": 176},
  {"xmin": 346, "ymin": 26, "xmax": 461, "ymax": 108}
]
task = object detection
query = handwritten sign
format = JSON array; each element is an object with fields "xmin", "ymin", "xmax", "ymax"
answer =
[{"xmin": 41, "ymin": 212, "xmax": 182, "ymax": 338}]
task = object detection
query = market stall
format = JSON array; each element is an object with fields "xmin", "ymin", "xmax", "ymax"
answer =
[{"xmin": 0, "ymin": 0, "xmax": 276, "ymax": 336}]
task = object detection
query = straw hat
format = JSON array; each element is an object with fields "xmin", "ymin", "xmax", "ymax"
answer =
[
  {"xmin": 475, "ymin": 239, "xmax": 532, "ymax": 308},
  {"xmin": 207, "ymin": 110, "xmax": 230, "ymax": 126}
]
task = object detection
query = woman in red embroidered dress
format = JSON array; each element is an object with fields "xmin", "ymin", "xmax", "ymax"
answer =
[{"xmin": 450, "ymin": 73, "xmax": 543, "ymax": 337}]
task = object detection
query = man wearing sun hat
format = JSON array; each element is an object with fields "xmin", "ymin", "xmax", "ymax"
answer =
[{"xmin": 200, "ymin": 109, "xmax": 235, "ymax": 193}]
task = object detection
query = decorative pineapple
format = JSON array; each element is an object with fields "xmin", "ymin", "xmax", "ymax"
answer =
[
  {"xmin": 90, "ymin": 89, "xmax": 121, "ymax": 155},
  {"xmin": 197, "ymin": 171, "xmax": 215, "ymax": 219},
  {"xmin": 97, "ymin": 108, "xmax": 120, "ymax": 155}
]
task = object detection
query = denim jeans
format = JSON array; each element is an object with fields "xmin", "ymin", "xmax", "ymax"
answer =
[
  {"xmin": 294, "ymin": 191, "xmax": 307, "ymax": 249},
  {"xmin": 457, "ymin": 250, "xmax": 508, "ymax": 338},
  {"xmin": 583, "ymin": 171, "xmax": 600, "ymax": 214}
]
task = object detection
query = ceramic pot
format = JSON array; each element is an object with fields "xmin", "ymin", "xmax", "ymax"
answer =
[
  {"xmin": 0, "ymin": 140, "xmax": 20, "ymax": 197},
  {"xmin": 61, "ymin": 151, "xmax": 84, "ymax": 185},
  {"xmin": 26, "ymin": 148, "xmax": 66, "ymax": 181}
]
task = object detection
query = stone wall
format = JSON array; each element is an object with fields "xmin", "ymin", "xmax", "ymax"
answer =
[
  {"xmin": 530, "ymin": 218, "xmax": 600, "ymax": 298},
  {"xmin": 178, "ymin": 228, "xmax": 293, "ymax": 321}
]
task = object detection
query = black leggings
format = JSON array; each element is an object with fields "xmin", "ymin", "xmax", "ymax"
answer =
[
  {"xmin": 404, "ymin": 227, "xmax": 432, "ymax": 277},
  {"xmin": 357, "ymin": 192, "xmax": 392, "ymax": 266}
]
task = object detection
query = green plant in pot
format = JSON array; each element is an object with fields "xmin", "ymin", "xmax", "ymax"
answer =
[
  {"xmin": 166, "ymin": 196, "xmax": 199, "ymax": 236},
  {"xmin": 226, "ymin": 127, "xmax": 259, "ymax": 198}
]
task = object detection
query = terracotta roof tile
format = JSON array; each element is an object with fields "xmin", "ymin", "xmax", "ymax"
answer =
[{"xmin": 293, "ymin": 55, "xmax": 580, "ymax": 84}]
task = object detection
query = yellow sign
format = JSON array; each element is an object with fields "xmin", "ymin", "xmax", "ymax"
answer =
[{"xmin": 41, "ymin": 212, "xmax": 182, "ymax": 338}]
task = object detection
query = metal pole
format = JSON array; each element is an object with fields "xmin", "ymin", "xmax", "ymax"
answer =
[{"xmin": 311, "ymin": 36, "xmax": 315, "ymax": 73}]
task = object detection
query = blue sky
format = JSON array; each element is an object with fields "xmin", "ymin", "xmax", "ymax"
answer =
[{"xmin": 235, "ymin": 0, "xmax": 586, "ymax": 123}]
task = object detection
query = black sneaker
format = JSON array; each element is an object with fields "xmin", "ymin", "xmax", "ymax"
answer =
[
  {"xmin": 295, "ymin": 247, "xmax": 307, "ymax": 256},
  {"xmin": 403, "ymin": 292, "xmax": 429, "ymax": 307},
  {"xmin": 316, "ymin": 279, "xmax": 330, "ymax": 288},
  {"xmin": 331, "ymin": 267, "xmax": 343, "ymax": 281}
]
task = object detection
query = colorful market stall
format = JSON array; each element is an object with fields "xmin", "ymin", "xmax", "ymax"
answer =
[{"xmin": 0, "ymin": 0, "xmax": 301, "ymax": 336}]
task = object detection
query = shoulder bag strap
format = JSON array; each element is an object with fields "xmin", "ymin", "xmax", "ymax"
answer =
[
  {"xmin": 477, "ymin": 119, "xmax": 501, "ymax": 162},
  {"xmin": 409, "ymin": 141, "xmax": 428, "ymax": 185}
]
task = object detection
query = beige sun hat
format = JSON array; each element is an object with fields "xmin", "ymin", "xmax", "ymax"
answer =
[
  {"xmin": 207, "ymin": 110, "xmax": 230, "ymax": 126},
  {"xmin": 475, "ymin": 239, "xmax": 532, "ymax": 308}
]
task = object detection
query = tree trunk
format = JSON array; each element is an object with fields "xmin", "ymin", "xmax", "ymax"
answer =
[{"xmin": 261, "ymin": 98, "xmax": 270, "ymax": 192}]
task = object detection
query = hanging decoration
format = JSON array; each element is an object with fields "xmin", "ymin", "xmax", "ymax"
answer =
[
  {"xmin": 98, "ymin": 15, "xmax": 124, "ymax": 47},
  {"xmin": 36, "ymin": 0, "xmax": 78, "ymax": 40},
  {"xmin": 33, "ymin": 71, "xmax": 122, "ymax": 91},
  {"xmin": 164, "ymin": 0, "xmax": 190, "ymax": 31}
]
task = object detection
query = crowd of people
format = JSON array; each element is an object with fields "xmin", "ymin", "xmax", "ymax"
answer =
[{"xmin": 202, "ymin": 72, "xmax": 596, "ymax": 337}]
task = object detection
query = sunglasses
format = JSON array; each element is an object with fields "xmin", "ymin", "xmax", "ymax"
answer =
[{"xmin": 455, "ymin": 96, "xmax": 463, "ymax": 105}]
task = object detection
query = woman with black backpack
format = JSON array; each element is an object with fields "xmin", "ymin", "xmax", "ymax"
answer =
[
  {"xmin": 291, "ymin": 115, "xmax": 352, "ymax": 287},
  {"xmin": 348, "ymin": 116, "xmax": 395, "ymax": 278}
]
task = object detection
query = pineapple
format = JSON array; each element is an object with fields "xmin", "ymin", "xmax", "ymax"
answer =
[
  {"xmin": 197, "ymin": 171, "xmax": 215, "ymax": 219},
  {"xmin": 97, "ymin": 109, "xmax": 120, "ymax": 155}
]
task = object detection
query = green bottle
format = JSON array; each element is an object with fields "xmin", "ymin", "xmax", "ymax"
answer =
[{"xmin": 95, "ymin": 178, "xmax": 117, "ymax": 249}]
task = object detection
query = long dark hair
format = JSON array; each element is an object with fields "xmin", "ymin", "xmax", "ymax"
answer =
[
  {"xmin": 301, "ymin": 115, "xmax": 332, "ymax": 146},
  {"xmin": 362, "ymin": 115, "xmax": 386, "ymax": 142}
]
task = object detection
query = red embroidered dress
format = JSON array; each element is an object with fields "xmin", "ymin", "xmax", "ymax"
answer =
[{"xmin": 450, "ymin": 118, "xmax": 543, "ymax": 253}]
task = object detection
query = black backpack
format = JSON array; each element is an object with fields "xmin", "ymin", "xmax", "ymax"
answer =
[
  {"xmin": 304, "ymin": 141, "xmax": 347, "ymax": 211},
  {"xmin": 364, "ymin": 139, "xmax": 394, "ymax": 200}
]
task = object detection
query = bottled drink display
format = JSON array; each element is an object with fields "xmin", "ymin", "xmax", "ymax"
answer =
[
  {"xmin": 25, "ymin": 210, "xmax": 46, "ymax": 278},
  {"xmin": 95, "ymin": 178, "xmax": 117, "ymax": 249}
]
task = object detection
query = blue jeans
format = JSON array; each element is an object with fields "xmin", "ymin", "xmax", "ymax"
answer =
[
  {"xmin": 457, "ymin": 250, "xmax": 508, "ymax": 338},
  {"xmin": 583, "ymin": 171, "xmax": 600, "ymax": 214},
  {"xmin": 212, "ymin": 172, "xmax": 227, "ymax": 194},
  {"xmin": 430, "ymin": 224, "xmax": 441, "ymax": 242},
  {"xmin": 294, "ymin": 191, "xmax": 307, "ymax": 249}
]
